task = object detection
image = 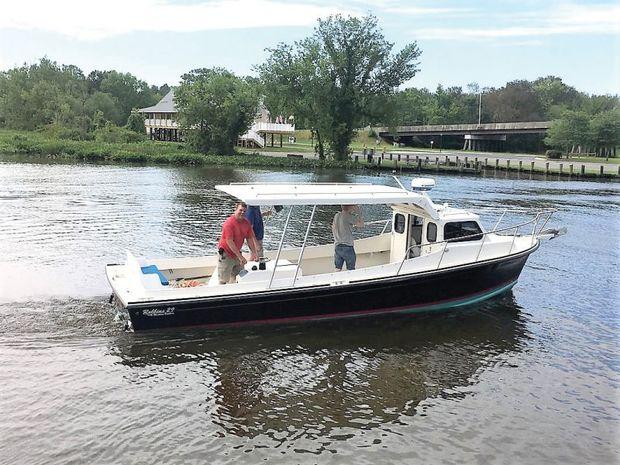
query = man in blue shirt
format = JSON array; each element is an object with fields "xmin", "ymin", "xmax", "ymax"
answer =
[{"xmin": 245, "ymin": 206, "xmax": 272, "ymax": 259}]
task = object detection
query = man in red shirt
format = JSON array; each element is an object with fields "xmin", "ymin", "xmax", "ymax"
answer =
[{"xmin": 218, "ymin": 201, "xmax": 259, "ymax": 284}]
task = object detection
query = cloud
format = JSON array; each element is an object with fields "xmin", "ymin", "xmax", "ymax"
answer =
[
  {"xmin": 383, "ymin": 6, "xmax": 472, "ymax": 16},
  {"xmin": 0, "ymin": 0, "xmax": 356, "ymax": 40},
  {"xmin": 412, "ymin": 2, "xmax": 620, "ymax": 40}
]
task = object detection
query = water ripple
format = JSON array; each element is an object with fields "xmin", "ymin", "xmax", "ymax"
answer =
[{"xmin": 0, "ymin": 158, "xmax": 618, "ymax": 464}]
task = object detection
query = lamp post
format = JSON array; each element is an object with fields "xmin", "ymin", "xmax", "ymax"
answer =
[
  {"xmin": 478, "ymin": 92, "xmax": 482, "ymax": 126},
  {"xmin": 430, "ymin": 140, "xmax": 434, "ymax": 150}
]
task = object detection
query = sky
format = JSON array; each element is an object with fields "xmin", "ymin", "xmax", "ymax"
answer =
[{"xmin": 0, "ymin": 0, "xmax": 618, "ymax": 95}]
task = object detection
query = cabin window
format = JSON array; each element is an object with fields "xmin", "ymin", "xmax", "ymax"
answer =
[
  {"xmin": 427, "ymin": 222, "xmax": 437, "ymax": 242},
  {"xmin": 394, "ymin": 213, "xmax": 406, "ymax": 234},
  {"xmin": 444, "ymin": 221, "xmax": 483, "ymax": 242}
]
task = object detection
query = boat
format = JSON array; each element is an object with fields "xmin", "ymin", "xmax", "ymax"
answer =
[{"xmin": 106, "ymin": 178, "xmax": 564, "ymax": 331}]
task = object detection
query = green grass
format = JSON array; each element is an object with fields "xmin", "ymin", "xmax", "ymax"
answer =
[
  {"xmin": 563, "ymin": 155, "xmax": 620, "ymax": 164},
  {"xmin": 255, "ymin": 129, "xmax": 446, "ymax": 155},
  {"xmin": 0, "ymin": 129, "xmax": 360, "ymax": 170}
]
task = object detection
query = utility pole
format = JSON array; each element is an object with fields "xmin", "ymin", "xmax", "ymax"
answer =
[{"xmin": 478, "ymin": 92, "xmax": 482, "ymax": 126}]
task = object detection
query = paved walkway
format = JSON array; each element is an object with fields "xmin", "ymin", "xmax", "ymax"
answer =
[
  {"xmin": 251, "ymin": 148, "xmax": 619, "ymax": 176},
  {"xmin": 372, "ymin": 150, "xmax": 619, "ymax": 176}
]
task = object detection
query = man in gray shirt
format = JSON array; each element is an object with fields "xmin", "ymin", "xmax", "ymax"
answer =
[{"xmin": 332, "ymin": 205, "xmax": 364, "ymax": 271}]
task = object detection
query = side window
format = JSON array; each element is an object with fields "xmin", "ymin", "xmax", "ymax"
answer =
[
  {"xmin": 427, "ymin": 222, "xmax": 437, "ymax": 242},
  {"xmin": 444, "ymin": 221, "xmax": 483, "ymax": 242},
  {"xmin": 394, "ymin": 213, "xmax": 406, "ymax": 234}
]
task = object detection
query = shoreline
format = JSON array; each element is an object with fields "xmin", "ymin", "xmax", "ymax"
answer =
[{"xmin": 1, "ymin": 130, "xmax": 617, "ymax": 180}]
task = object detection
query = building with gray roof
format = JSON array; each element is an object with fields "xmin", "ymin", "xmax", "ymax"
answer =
[{"xmin": 138, "ymin": 89, "xmax": 295, "ymax": 147}]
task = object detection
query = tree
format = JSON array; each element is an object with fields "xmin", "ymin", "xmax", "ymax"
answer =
[
  {"xmin": 86, "ymin": 70, "xmax": 160, "ymax": 125},
  {"xmin": 258, "ymin": 15, "xmax": 421, "ymax": 160},
  {"xmin": 258, "ymin": 37, "xmax": 332, "ymax": 158},
  {"xmin": 126, "ymin": 109, "xmax": 146, "ymax": 134},
  {"xmin": 175, "ymin": 68, "xmax": 259, "ymax": 154},
  {"xmin": 545, "ymin": 110, "xmax": 593, "ymax": 153},
  {"xmin": 0, "ymin": 58, "xmax": 88, "ymax": 130},
  {"xmin": 484, "ymin": 80, "xmax": 544, "ymax": 122},
  {"xmin": 84, "ymin": 91, "xmax": 122, "ymax": 125},
  {"xmin": 591, "ymin": 109, "xmax": 620, "ymax": 157},
  {"xmin": 532, "ymin": 76, "xmax": 581, "ymax": 118},
  {"xmin": 0, "ymin": 58, "xmax": 162, "ymax": 131}
]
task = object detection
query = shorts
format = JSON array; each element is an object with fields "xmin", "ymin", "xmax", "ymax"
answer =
[
  {"xmin": 334, "ymin": 244, "xmax": 356, "ymax": 270},
  {"xmin": 218, "ymin": 253, "xmax": 242, "ymax": 284}
]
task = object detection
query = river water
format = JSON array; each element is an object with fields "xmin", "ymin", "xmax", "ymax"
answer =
[{"xmin": 0, "ymin": 157, "xmax": 618, "ymax": 464}]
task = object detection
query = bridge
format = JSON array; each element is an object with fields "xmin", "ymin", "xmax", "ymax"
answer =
[{"xmin": 373, "ymin": 121, "xmax": 552, "ymax": 151}]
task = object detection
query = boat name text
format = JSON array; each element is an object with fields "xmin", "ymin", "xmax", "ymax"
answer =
[{"xmin": 143, "ymin": 307, "xmax": 175, "ymax": 317}]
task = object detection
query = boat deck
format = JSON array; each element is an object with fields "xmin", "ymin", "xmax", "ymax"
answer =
[{"xmin": 106, "ymin": 232, "xmax": 537, "ymax": 308}]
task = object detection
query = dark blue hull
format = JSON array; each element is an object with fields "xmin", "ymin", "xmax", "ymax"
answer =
[{"xmin": 123, "ymin": 245, "xmax": 537, "ymax": 331}]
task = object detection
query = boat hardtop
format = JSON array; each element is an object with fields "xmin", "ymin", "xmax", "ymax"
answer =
[{"xmin": 216, "ymin": 181, "xmax": 441, "ymax": 215}]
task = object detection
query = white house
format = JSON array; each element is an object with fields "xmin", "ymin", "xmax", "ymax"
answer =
[{"xmin": 138, "ymin": 90, "xmax": 295, "ymax": 148}]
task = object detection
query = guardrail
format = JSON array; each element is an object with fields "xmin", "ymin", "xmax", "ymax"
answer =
[
  {"xmin": 364, "ymin": 219, "xmax": 392, "ymax": 235},
  {"xmin": 252, "ymin": 122, "xmax": 295, "ymax": 133},
  {"xmin": 144, "ymin": 119, "xmax": 178, "ymax": 128}
]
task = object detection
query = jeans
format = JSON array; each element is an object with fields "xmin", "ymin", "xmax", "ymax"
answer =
[{"xmin": 334, "ymin": 244, "xmax": 356, "ymax": 270}]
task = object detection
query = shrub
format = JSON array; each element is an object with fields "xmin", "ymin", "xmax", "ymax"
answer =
[
  {"xmin": 38, "ymin": 123, "xmax": 94, "ymax": 141},
  {"xmin": 57, "ymin": 127, "xmax": 94, "ymax": 141},
  {"xmin": 94, "ymin": 123, "xmax": 146, "ymax": 143},
  {"xmin": 126, "ymin": 110, "xmax": 146, "ymax": 134},
  {"xmin": 545, "ymin": 149, "xmax": 563, "ymax": 159},
  {"xmin": 11, "ymin": 134, "xmax": 42, "ymax": 153}
]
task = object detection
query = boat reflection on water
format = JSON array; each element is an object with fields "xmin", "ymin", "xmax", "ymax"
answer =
[{"xmin": 111, "ymin": 294, "xmax": 530, "ymax": 438}]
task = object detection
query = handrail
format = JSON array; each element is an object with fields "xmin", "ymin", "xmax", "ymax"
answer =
[
  {"xmin": 492, "ymin": 209, "xmax": 507, "ymax": 231},
  {"xmin": 395, "ymin": 209, "xmax": 556, "ymax": 276},
  {"xmin": 364, "ymin": 219, "xmax": 392, "ymax": 235},
  {"xmin": 268, "ymin": 206, "xmax": 293, "ymax": 289},
  {"xmin": 293, "ymin": 205, "xmax": 316, "ymax": 287},
  {"xmin": 509, "ymin": 226, "xmax": 520, "ymax": 254},
  {"xmin": 381, "ymin": 220, "xmax": 391, "ymax": 235},
  {"xmin": 536, "ymin": 211, "xmax": 554, "ymax": 235}
]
